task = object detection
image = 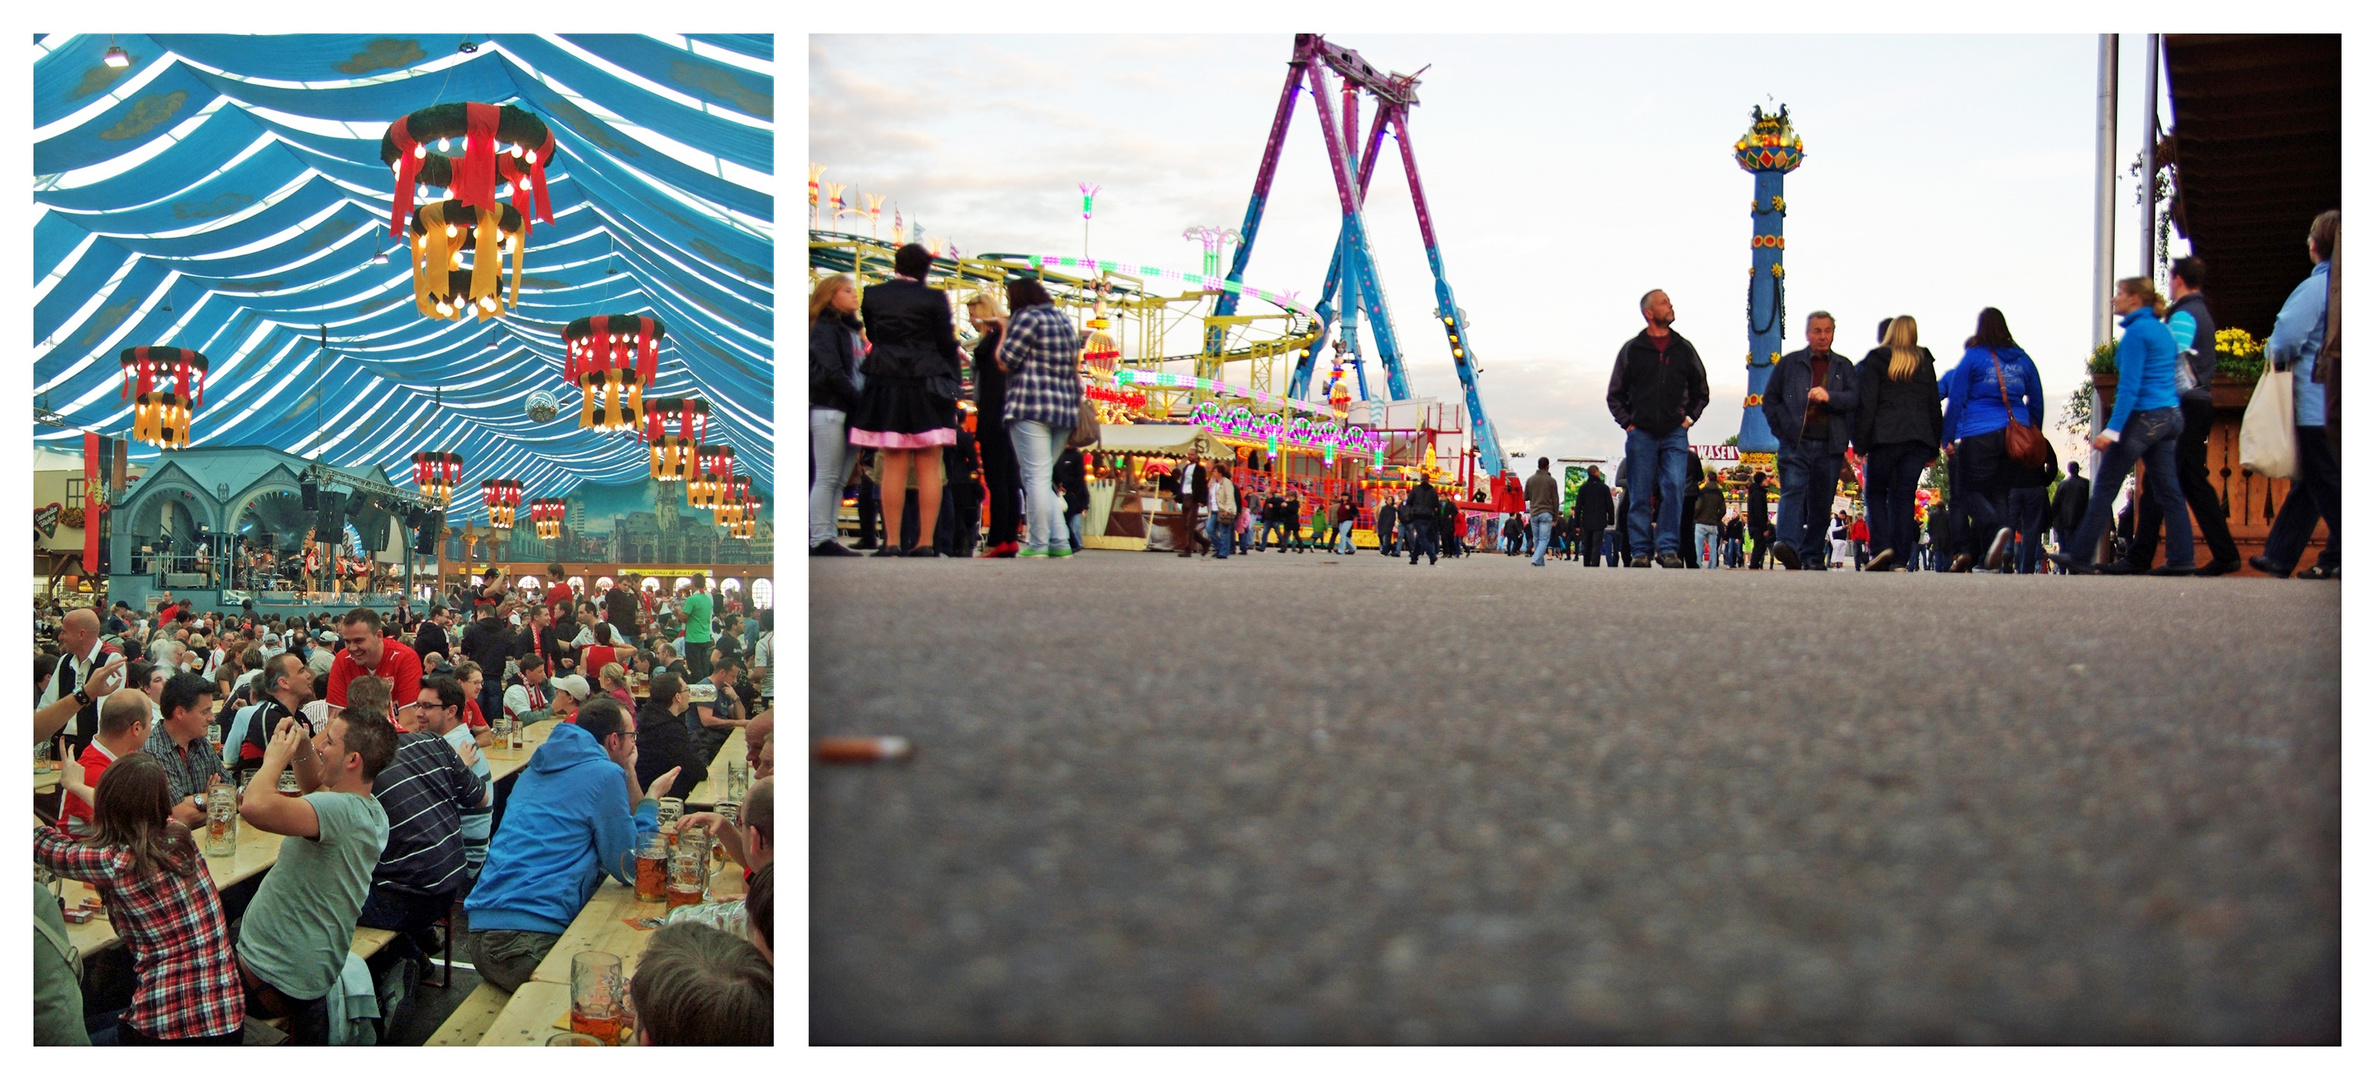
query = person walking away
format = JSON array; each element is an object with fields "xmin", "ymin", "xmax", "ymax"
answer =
[
  {"xmin": 2046, "ymin": 279, "xmax": 2194, "ymax": 574},
  {"xmin": 1404, "ymin": 480, "xmax": 1441, "ymax": 565},
  {"xmin": 1055, "ymin": 447, "xmax": 1090, "ymax": 552},
  {"xmin": 1607, "ymin": 289, "xmax": 1710, "ymax": 568},
  {"xmin": 807, "ymin": 274, "xmax": 864, "ymax": 557},
  {"xmin": 2115, "ymin": 256, "xmax": 2241, "ymax": 576},
  {"xmin": 1736, "ymin": 471, "xmax": 1768, "ymax": 568},
  {"xmin": 1521, "ymin": 457, "xmax": 1561, "ymax": 566},
  {"xmin": 1942, "ymin": 308, "xmax": 2048, "ymax": 572},
  {"xmin": 1850, "ymin": 313, "xmax": 1946, "ymax": 574},
  {"xmin": 1258, "ymin": 491, "xmax": 1286, "ymax": 553},
  {"xmin": 1376, "ymin": 496, "xmax": 1399, "ymax": 557},
  {"xmin": 1692, "ymin": 466, "xmax": 1726, "ymax": 569},
  {"xmin": 2250, "ymin": 209, "xmax": 2342, "ymax": 580},
  {"xmin": 2006, "ymin": 438, "xmax": 2057, "ymax": 573},
  {"xmin": 1209, "ymin": 466, "xmax": 1240, "ymax": 560},
  {"xmin": 2048, "ymin": 463, "xmax": 2088, "ymax": 573},
  {"xmin": 966, "ymin": 294, "xmax": 1023, "ymax": 558},
  {"xmin": 997, "ymin": 277, "xmax": 1088, "ymax": 560},
  {"xmin": 1335, "ymin": 493, "xmax": 1361, "ymax": 555},
  {"xmin": 851, "ymin": 244, "xmax": 964, "ymax": 558},
  {"xmin": 1760, "ymin": 311, "xmax": 1861, "ymax": 570}
]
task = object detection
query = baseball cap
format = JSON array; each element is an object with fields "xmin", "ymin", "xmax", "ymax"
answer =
[{"xmin": 550, "ymin": 674, "xmax": 591, "ymax": 702}]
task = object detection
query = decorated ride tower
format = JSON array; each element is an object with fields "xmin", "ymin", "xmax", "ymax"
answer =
[{"xmin": 1733, "ymin": 105, "xmax": 1803, "ymax": 474}]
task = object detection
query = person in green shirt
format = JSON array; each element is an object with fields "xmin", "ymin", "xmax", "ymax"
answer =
[{"xmin": 681, "ymin": 575, "xmax": 714, "ymax": 682}]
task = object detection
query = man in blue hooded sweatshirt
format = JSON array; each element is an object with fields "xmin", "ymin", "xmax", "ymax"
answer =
[{"xmin": 464, "ymin": 695, "xmax": 681, "ymax": 991}]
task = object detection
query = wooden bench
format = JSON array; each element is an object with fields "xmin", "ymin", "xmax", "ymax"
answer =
[
  {"xmin": 427, "ymin": 981, "xmax": 513, "ymax": 1046},
  {"xmin": 252, "ymin": 929, "xmax": 406, "ymax": 1034}
]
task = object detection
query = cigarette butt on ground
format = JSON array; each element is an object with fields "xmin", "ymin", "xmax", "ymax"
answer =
[{"xmin": 814, "ymin": 736, "xmax": 915, "ymax": 764}]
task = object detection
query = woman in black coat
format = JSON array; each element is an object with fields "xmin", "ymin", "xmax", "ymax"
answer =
[
  {"xmin": 965, "ymin": 293, "xmax": 1022, "ymax": 557},
  {"xmin": 808, "ymin": 274, "xmax": 864, "ymax": 556},
  {"xmin": 1853, "ymin": 317, "xmax": 1944, "ymax": 572},
  {"xmin": 849, "ymin": 244, "xmax": 964, "ymax": 557},
  {"xmin": 1572, "ymin": 467, "xmax": 1614, "ymax": 567}
]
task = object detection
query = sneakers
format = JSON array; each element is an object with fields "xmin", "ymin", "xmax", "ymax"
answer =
[
  {"xmin": 1017, "ymin": 546, "xmax": 1049, "ymax": 559},
  {"xmin": 978, "ymin": 541, "xmax": 1020, "ymax": 559},
  {"xmin": 1771, "ymin": 542, "xmax": 1801, "ymax": 570},
  {"xmin": 1983, "ymin": 528, "xmax": 2015, "ymax": 571},
  {"xmin": 1047, "ymin": 545, "xmax": 1072, "ymax": 559},
  {"xmin": 811, "ymin": 540, "xmax": 859, "ymax": 557},
  {"xmin": 1655, "ymin": 551, "xmax": 1684, "ymax": 569}
]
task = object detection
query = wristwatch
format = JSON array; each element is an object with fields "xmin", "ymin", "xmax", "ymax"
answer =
[{"xmin": 72, "ymin": 688, "xmax": 92, "ymax": 707}]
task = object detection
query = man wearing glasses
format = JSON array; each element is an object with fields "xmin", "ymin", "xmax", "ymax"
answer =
[
  {"xmin": 325, "ymin": 608, "xmax": 423, "ymax": 729},
  {"xmin": 416, "ymin": 676, "xmax": 494, "ymax": 883}
]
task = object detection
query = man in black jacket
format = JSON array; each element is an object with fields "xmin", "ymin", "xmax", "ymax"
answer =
[
  {"xmin": 2114, "ymin": 256, "xmax": 2242, "ymax": 576},
  {"xmin": 1169, "ymin": 459, "xmax": 1209, "ymax": 558},
  {"xmin": 1403, "ymin": 481, "xmax": 1440, "ymax": 565},
  {"xmin": 2049, "ymin": 462, "xmax": 2090, "ymax": 574},
  {"xmin": 459, "ymin": 607, "xmax": 515, "ymax": 724},
  {"xmin": 1744, "ymin": 471, "xmax": 1772, "ymax": 568},
  {"xmin": 1758, "ymin": 311, "xmax": 1860, "ymax": 570},
  {"xmin": 1375, "ymin": 496, "xmax": 1399, "ymax": 557},
  {"xmin": 1606, "ymin": 289, "xmax": 1711, "ymax": 567}
]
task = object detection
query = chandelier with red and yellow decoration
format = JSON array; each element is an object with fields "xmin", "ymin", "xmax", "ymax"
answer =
[
  {"xmin": 381, "ymin": 103, "xmax": 555, "ymax": 322},
  {"xmin": 728, "ymin": 492, "xmax": 760, "ymax": 540},
  {"xmin": 118, "ymin": 346, "xmax": 208, "ymax": 449},
  {"xmin": 411, "ymin": 451, "xmax": 463, "ymax": 505},
  {"xmin": 480, "ymin": 479, "xmax": 523, "ymax": 530},
  {"xmin": 530, "ymin": 498, "xmax": 567, "ymax": 540},
  {"xmin": 564, "ymin": 314, "xmax": 665, "ymax": 433},
  {"xmin": 712, "ymin": 476, "xmax": 753, "ymax": 527},
  {"xmin": 687, "ymin": 445, "xmax": 735, "ymax": 510},
  {"xmin": 644, "ymin": 396, "xmax": 709, "ymax": 482}
]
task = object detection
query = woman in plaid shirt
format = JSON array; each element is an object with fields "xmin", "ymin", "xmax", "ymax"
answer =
[
  {"xmin": 34, "ymin": 752, "xmax": 244, "ymax": 1044},
  {"xmin": 995, "ymin": 277, "xmax": 1089, "ymax": 558}
]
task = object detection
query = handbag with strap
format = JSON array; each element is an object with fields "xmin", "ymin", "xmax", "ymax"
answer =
[
  {"xmin": 1066, "ymin": 393, "xmax": 1101, "ymax": 449},
  {"xmin": 2237, "ymin": 366, "xmax": 2297, "ymax": 479},
  {"xmin": 1989, "ymin": 349, "xmax": 2050, "ymax": 467}
]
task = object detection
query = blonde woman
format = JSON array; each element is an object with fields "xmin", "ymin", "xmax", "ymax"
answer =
[
  {"xmin": 1852, "ymin": 315, "xmax": 1943, "ymax": 572},
  {"xmin": 808, "ymin": 273, "xmax": 864, "ymax": 556}
]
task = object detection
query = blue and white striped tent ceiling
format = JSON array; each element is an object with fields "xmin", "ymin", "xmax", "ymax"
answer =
[{"xmin": 33, "ymin": 33, "xmax": 775, "ymax": 516}]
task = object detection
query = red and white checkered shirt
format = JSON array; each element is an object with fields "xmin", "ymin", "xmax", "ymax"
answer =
[{"xmin": 34, "ymin": 824, "xmax": 244, "ymax": 1040}]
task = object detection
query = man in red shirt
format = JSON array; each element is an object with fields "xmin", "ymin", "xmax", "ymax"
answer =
[
  {"xmin": 543, "ymin": 564, "xmax": 573, "ymax": 607},
  {"xmin": 60, "ymin": 691, "xmax": 154, "ymax": 837},
  {"xmin": 327, "ymin": 608, "xmax": 422, "ymax": 729}
]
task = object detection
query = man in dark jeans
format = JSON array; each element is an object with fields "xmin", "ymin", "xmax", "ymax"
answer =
[
  {"xmin": 1607, "ymin": 289, "xmax": 1711, "ymax": 568},
  {"xmin": 1758, "ymin": 311, "xmax": 1859, "ymax": 570},
  {"xmin": 2048, "ymin": 462, "xmax": 2089, "ymax": 574},
  {"xmin": 1403, "ymin": 481, "xmax": 1440, "ymax": 565},
  {"xmin": 2116, "ymin": 256, "xmax": 2242, "ymax": 576}
]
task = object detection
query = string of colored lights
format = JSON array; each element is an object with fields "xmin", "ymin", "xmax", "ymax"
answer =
[{"xmin": 1186, "ymin": 401, "xmax": 1387, "ymax": 466}]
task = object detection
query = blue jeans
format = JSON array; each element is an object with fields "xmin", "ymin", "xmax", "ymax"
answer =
[
  {"xmin": 1529, "ymin": 510, "xmax": 1555, "ymax": 565},
  {"xmin": 1404, "ymin": 518, "xmax": 1437, "ymax": 563},
  {"xmin": 1068, "ymin": 511, "xmax": 1084, "ymax": 551},
  {"xmin": 1008, "ymin": 420, "xmax": 1072, "ymax": 553},
  {"xmin": 2260, "ymin": 424, "xmax": 2342, "ymax": 572},
  {"xmin": 1776, "ymin": 438, "xmax": 1845, "ymax": 562},
  {"xmin": 1335, "ymin": 521, "xmax": 1357, "ymax": 554},
  {"xmin": 1695, "ymin": 523, "xmax": 1720, "ymax": 568},
  {"xmin": 2068, "ymin": 406, "xmax": 2192, "ymax": 568},
  {"xmin": 809, "ymin": 407, "xmax": 849, "ymax": 547},
  {"xmin": 1209, "ymin": 513, "xmax": 1235, "ymax": 558},
  {"xmin": 1623, "ymin": 426, "xmax": 1690, "ymax": 554}
]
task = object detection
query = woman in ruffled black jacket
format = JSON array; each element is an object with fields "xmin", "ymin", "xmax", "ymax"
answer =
[
  {"xmin": 808, "ymin": 274, "xmax": 864, "ymax": 556},
  {"xmin": 849, "ymin": 244, "xmax": 965, "ymax": 557}
]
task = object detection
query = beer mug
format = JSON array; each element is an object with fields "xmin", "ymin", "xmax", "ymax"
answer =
[
  {"xmin": 567, "ymin": 951, "xmax": 626, "ymax": 1045},
  {"xmin": 725, "ymin": 760, "xmax": 750, "ymax": 803},
  {"xmin": 491, "ymin": 714, "xmax": 512, "ymax": 746},
  {"xmin": 205, "ymin": 778, "xmax": 239, "ymax": 857},
  {"xmin": 634, "ymin": 834, "xmax": 668, "ymax": 903},
  {"xmin": 277, "ymin": 768, "xmax": 300, "ymax": 794},
  {"xmin": 666, "ymin": 850, "xmax": 706, "ymax": 910},
  {"xmin": 509, "ymin": 714, "xmax": 526, "ymax": 751}
]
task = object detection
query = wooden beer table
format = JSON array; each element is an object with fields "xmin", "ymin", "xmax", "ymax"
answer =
[
  {"xmin": 482, "ymin": 718, "xmax": 559, "ymax": 784},
  {"xmin": 681, "ymin": 729, "xmax": 747, "ymax": 808},
  {"xmin": 51, "ymin": 815, "xmax": 286, "ymax": 956}
]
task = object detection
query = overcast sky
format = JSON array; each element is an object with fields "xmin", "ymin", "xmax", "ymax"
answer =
[{"xmin": 810, "ymin": 33, "xmax": 2183, "ymax": 468}]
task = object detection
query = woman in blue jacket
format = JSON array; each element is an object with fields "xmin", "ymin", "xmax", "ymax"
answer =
[
  {"xmin": 2250, "ymin": 209, "xmax": 2340, "ymax": 579},
  {"xmin": 2047, "ymin": 278, "xmax": 2193, "ymax": 574},
  {"xmin": 1939, "ymin": 308, "xmax": 2044, "ymax": 571}
]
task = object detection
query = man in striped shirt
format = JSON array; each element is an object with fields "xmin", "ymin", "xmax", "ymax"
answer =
[{"xmin": 355, "ymin": 683, "xmax": 488, "ymax": 942}]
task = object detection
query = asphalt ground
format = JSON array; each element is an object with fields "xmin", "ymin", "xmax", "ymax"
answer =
[{"xmin": 809, "ymin": 549, "xmax": 2340, "ymax": 1044}]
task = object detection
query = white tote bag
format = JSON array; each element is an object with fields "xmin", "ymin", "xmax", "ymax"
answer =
[{"xmin": 2236, "ymin": 367, "xmax": 2297, "ymax": 480}]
